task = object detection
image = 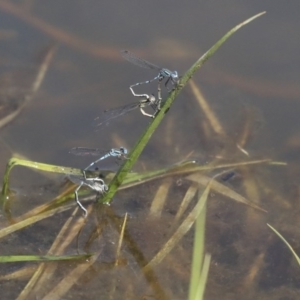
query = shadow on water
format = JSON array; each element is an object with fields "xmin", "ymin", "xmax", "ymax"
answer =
[{"xmin": 0, "ymin": 1, "xmax": 300, "ymax": 299}]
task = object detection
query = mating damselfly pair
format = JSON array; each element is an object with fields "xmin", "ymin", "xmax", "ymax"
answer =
[
  {"xmin": 95, "ymin": 50, "xmax": 179, "ymax": 126},
  {"xmin": 69, "ymin": 50, "xmax": 178, "ymax": 215},
  {"xmin": 68, "ymin": 147, "xmax": 127, "ymax": 216}
]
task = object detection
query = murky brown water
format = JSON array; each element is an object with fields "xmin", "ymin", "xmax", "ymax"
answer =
[{"xmin": 0, "ymin": 1, "xmax": 300, "ymax": 299}]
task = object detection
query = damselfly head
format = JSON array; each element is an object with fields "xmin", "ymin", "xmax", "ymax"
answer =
[
  {"xmin": 93, "ymin": 180, "xmax": 108, "ymax": 193},
  {"xmin": 149, "ymin": 94, "xmax": 156, "ymax": 104},
  {"xmin": 120, "ymin": 147, "xmax": 128, "ymax": 155},
  {"xmin": 172, "ymin": 71, "xmax": 179, "ymax": 80}
]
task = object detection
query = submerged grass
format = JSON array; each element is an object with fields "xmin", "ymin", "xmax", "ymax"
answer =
[
  {"xmin": 1, "ymin": 156, "xmax": 272, "ymax": 219},
  {"xmin": 0, "ymin": 12, "xmax": 268, "ymax": 299},
  {"xmin": 267, "ymin": 223, "xmax": 300, "ymax": 267},
  {"xmin": 143, "ymin": 181, "xmax": 211, "ymax": 273}
]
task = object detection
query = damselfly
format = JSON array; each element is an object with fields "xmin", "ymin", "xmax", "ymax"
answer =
[
  {"xmin": 121, "ymin": 50, "xmax": 179, "ymax": 104},
  {"xmin": 68, "ymin": 174, "xmax": 108, "ymax": 217},
  {"xmin": 94, "ymin": 94, "xmax": 159, "ymax": 126},
  {"xmin": 70, "ymin": 146, "xmax": 128, "ymax": 178}
]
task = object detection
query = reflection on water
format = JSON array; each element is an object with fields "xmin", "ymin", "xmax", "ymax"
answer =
[{"xmin": 0, "ymin": 1, "xmax": 300, "ymax": 299}]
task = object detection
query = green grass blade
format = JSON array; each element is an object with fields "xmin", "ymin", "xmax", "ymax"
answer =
[
  {"xmin": 194, "ymin": 254, "xmax": 211, "ymax": 300},
  {"xmin": 1, "ymin": 157, "xmax": 83, "ymax": 197},
  {"xmin": 101, "ymin": 12, "xmax": 266, "ymax": 205},
  {"xmin": 0, "ymin": 254, "xmax": 91, "ymax": 263},
  {"xmin": 122, "ymin": 158, "xmax": 271, "ymax": 188},
  {"xmin": 189, "ymin": 190, "xmax": 207, "ymax": 299}
]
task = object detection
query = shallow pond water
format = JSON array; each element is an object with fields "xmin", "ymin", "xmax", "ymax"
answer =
[{"xmin": 0, "ymin": 1, "xmax": 300, "ymax": 299}]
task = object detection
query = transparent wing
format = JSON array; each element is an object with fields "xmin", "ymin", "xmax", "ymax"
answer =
[
  {"xmin": 68, "ymin": 174, "xmax": 84, "ymax": 185},
  {"xmin": 94, "ymin": 102, "xmax": 140, "ymax": 126},
  {"xmin": 69, "ymin": 147, "xmax": 106, "ymax": 156},
  {"xmin": 121, "ymin": 50, "xmax": 161, "ymax": 71}
]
